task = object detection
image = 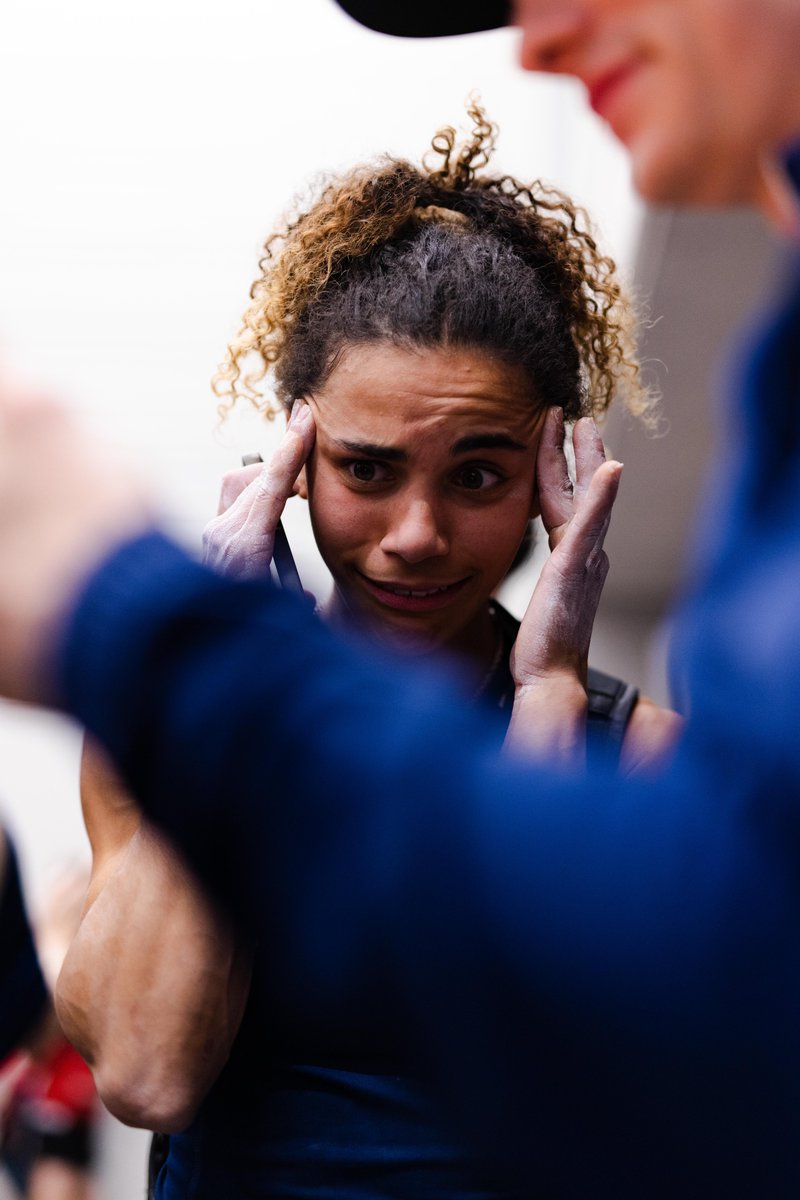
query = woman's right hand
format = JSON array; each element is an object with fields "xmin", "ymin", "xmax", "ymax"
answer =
[{"xmin": 202, "ymin": 401, "xmax": 315, "ymax": 579}]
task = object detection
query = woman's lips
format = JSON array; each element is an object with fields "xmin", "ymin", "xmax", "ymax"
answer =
[{"xmin": 357, "ymin": 572, "xmax": 470, "ymax": 613}]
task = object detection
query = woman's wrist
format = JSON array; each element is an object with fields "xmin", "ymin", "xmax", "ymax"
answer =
[{"xmin": 505, "ymin": 673, "xmax": 588, "ymax": 763}]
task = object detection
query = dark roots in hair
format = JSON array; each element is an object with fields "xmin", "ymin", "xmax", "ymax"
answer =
[{"xmin": 214, "ymin": 100, "xmax": 651, "ymax": 426}]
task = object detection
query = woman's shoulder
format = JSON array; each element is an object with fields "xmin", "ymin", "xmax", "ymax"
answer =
[{"xmin": 619, "ymin": 698, "xmax": 685, "ymax": 775}]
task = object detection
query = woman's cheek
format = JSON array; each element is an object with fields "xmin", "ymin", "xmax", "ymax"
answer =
[{"xmin": 308, "ymin": 477, "xmax": 370, "ymax": 556}]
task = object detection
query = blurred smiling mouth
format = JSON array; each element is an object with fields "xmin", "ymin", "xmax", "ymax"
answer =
[
  {"xmin": 587, "ymin": 61, "xmax": 640, "ymax": 123},
  {"xmin": 356, "ymin": 572, "xmax": 470, "ymax": 613}
]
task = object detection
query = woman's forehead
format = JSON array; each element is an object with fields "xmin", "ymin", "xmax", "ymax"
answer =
[{"xmin": 313, "ymin": 341, "xmax": 543, "ymax": 439}]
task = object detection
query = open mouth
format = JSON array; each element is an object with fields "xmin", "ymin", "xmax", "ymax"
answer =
[{"xmin": 357, "ymin": 572, "xmax": 470, "ymax": 613}]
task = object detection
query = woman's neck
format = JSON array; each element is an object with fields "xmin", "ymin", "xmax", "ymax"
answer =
[{"xmin": 322, "ymin": 587, "xmax": 502, "ymax": 684}]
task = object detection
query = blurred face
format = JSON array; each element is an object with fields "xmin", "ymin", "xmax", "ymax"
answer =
[
  {"xmin": 512, "ymin": 0, "xmax": 800, "ymax": 207},
  {"xmin": 302, "ymin": 342, "xmax": 545, "ymax": 659}
]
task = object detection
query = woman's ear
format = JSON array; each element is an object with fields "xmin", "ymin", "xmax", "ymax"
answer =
[{"xmin": 293, "ymin": 465, "xmax": 309, "ymax": 500}]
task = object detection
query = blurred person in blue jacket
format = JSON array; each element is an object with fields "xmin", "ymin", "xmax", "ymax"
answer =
[{"xmin": 0, "ymin": 0, "xmax": 800, "ymax": 1194}]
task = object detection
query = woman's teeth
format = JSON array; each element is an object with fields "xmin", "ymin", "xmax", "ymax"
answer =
[{"xmin": 382, "ymin": 584, "xmax": 453, "ymax": 598}]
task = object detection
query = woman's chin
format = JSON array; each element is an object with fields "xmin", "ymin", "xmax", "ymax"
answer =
[{"xmin": 370, "ymin": 623, "xmax": 437, "ymax": 658}]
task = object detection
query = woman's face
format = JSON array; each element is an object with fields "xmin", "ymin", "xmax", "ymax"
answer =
[{"xmin": 302, "ymin": 341, "xmax": 546, "ymax": 657}]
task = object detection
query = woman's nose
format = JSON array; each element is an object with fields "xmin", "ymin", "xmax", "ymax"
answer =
[{"xmin": 380, "ymin": 498, "xmax": 449, "ymax": 563}]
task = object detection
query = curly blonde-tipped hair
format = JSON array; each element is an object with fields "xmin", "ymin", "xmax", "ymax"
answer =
[{"xmin": 213, "ymin": 100, "xmax": 649, "ymax": 425}]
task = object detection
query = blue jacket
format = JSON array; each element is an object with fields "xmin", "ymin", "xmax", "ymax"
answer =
[{"xmin": 58, "ymin": 158, "xmax": 800, "ymax": 1196}]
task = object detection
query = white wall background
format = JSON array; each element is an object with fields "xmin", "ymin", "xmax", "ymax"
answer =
[{"xmin": 0, "ymin": 2, "xmax": 640, "ymax": 1195}]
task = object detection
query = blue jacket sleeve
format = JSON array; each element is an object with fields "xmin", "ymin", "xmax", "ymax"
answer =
[{"xmin": 56, "ymin": 532, "xmax": 800, "ymax": 1198}]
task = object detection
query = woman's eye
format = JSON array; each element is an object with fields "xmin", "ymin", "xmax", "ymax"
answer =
[
  {"xmin": 453, "ymin": 465, "xmax": 502, "ymax": 491},
  {"xmin": 346, "ymin": 460, "xmax": 389, "ymax": 484}
]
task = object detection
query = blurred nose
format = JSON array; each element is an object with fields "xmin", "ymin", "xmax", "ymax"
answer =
[
  {"xmin": 380, "ymin": 496, "xmax": 449, "ymax": 563},
  {"xmin": 512, "ymin": 2, "xmax": 589, "ymax": 73}
]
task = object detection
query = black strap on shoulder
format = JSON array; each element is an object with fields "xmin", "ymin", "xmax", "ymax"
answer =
[
  {"xmin": 477, "ymin": 603, "xmax": 640, "ymax": 769},
  {"xmin": 586, "ymin": 666, "xmax": 640, "ymax": 768}
]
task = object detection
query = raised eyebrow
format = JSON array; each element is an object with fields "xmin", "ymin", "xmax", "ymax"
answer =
[
  {"xmin": 334, "ymin": 438, "xmax": 407, "ymax": 462},
  {"xmin": 450, "ymin": 434, "xmax": 528, "ymax": 455}
]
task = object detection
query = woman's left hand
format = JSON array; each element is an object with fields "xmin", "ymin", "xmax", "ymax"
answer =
[
  {"xmin": 202, "ymin": 402, "xmax": 315, "ymax": 579},
  {"xmin": 505, "ymin": 408, "xmax": 622, "ymax": 760}
]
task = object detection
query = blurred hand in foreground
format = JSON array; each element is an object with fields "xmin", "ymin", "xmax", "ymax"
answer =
[{"xmin": 0, "ymin": 382, "xmax": 151, "ymax": 703}]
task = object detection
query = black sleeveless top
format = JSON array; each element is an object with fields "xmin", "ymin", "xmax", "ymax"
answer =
[
  {"xmin": 476, "ymin": 601, "xmax": 639, "ymax": 768},
  {"xmin": 152, "ymin": 606, "xmax": 640, "ymax": 1199}
]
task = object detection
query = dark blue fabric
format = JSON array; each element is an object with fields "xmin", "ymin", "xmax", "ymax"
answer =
[
  {"xmin": 0, "ymin": 832, "xmax": 48, "ymax": 1059},
  {"xmin": 161, "ymin": 1057, "xmax": 513, "ymax": 1199},
  {"xmin": 151, "ymin": 607, "xmax": 635, "ymax": 1200},
  {"xmin": 58, "ymin": 168, "xmax": 800, "ymax": 1196}
]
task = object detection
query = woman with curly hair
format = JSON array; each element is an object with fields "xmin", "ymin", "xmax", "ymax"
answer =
[{"xmin": 58, "ymin": 107, "xmax": 680, "ymax": 1199}]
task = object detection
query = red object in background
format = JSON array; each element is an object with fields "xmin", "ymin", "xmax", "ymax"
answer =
[
  {"xmin": 8, "ymin": 1038, "xmax": 97, "ymax": 1133},
  {"xmin": 2, "ymin": 1037, "xmax": 96, "ymax": 1188},
  {"xmin": 1, "ymin": 1033, "xmax": 97, "ymax": 1186}
]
